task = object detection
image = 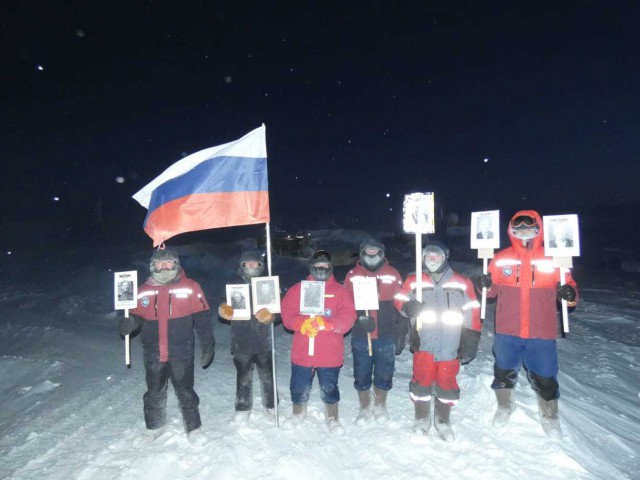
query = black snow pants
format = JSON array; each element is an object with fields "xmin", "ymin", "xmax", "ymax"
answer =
[
  {"xmin": 233, "ymin": 351, "xmax": 276, "ymax": 411},
  {"xmin": 143, "ymin": 356, "xmax": 201, "ymax": 432}
]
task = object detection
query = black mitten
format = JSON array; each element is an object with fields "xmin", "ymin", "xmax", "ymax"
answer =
[
  {"xmin": 119, "ymin": 315, "xmax": 141, "ymax": 336},
  {"xmin": 476, "ymin": 273, "xmax": 492, "ymax": 290},
  {"xmin": 457, "ymin": 329, "xmax": 481, "ymax": 365},
  {"xmin": 402, "ymin": 299, "xmax": 423, "ymax": 317},
  {"xmin": 201, "ymin": 343, "xmax": 215, "ymax": 369},
  {"xmin": 556, "ymin": 284, "xmax": 576, "ymax": 302},
  {"xmin": 357, "ymin": 315, "xmax": 376, "ymax": 333}
]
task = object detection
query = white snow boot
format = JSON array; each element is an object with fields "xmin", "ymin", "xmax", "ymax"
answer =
[
  {"xmin": 434, "ymin": 399, "xmax": 455, "ymax": 442},
  {"xmin": 355, "ymin": 390, "xmax": 373, "ymax": 426},
  {"xmin": 233, "ymin": 410, "xmax": 251, "ymax": 423},
  {"xmin": 325, "ymin": 402, "xmax": 345, "ymax": 436},
  {"xmin": 187, "ymin": 427, "xmax": 210, "ymax": 446},
  {"xmin": 373, "ymin": 387, "xmax": 390, "ymax": 425},
  {"xmin": 132, "ymin": 426, "xmax": 165, "ymax": 448},
  {"xmin": 282, "ymin": 403, "xmax": 307, "ymax": 430},
  {"xmin": 412, "ymin": 400, "xmax": 431, "ymax": 435},
  {"xmin": 537, "ymin": 395, "xmax": 562, "ymax": 439},
  {"xmin": 492, "ymin": 388, "xmax": 515, "ymax": 428}
]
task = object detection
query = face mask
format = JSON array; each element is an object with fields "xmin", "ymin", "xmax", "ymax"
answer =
[
  {"xmin": 361, "ymin": 252, "xmax": 384, "ymax": 271},
  {"xmin": 310, "ymin": 265, "xmax": 331, "ymax": 281}
]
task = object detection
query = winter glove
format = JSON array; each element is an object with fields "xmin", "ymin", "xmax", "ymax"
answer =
[
  {"xmin": 402, "ymin": 299, "xmax": 423, "ymax": 318},
  {"xmin": 119, "ymin": 315, "xmax": 141, "ymax": 336},
  {"xmin": 476, "ymin": 273, "xmax": 492, "ymax": 290},
  {"xmin": 457, "ymin": 329, "xmax": 481, "ymax": 365},
  {"xmin": 201, "ymin": 343, "xmax": 215, "ymax": 369},
  {"xmin": 556, "ymin": 283, "xmax": 577, "ymax": 303},
  {"xmin": 218, "ymin": 303, "xmax": 234, "ymax": 320},
  {"xmin": 255, "ymin": 308, "xmax": 274, "ymax": 324},
  {"xmin": 357, "ymin": 315, "xmax": 376, "ymax": 333},
  {"xmin": 300, "ymin": 317, "xmax": 319, "ymax": 337},
  {"xmin": 311, "ymin": 316, "xmax": 334, "ymax": 332}
]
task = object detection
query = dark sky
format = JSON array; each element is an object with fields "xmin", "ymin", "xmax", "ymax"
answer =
[{"xmin": 2, "ymin": 1, "xmax": 639, "ymax": 237}]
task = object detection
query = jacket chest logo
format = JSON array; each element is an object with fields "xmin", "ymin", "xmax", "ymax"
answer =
[
  {"xmin": 324, "ymin": 308, "xmax": 333, "ymax": 317},
  {"xmin": 141, "ymin": 297, "xmax": 150, "ymax": 307},
  {"xmin": 502, "ymin": 267, "xmax": 513, "ymax": 277}
]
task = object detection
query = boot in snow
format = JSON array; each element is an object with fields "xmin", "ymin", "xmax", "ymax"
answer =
[
  {"xmin": 412, "ymin": 400, "xmax": 431, "ymax": 435},
  {"xmin": 282, "ymin": 403, "xmax": 307, "ymax": 430},
  {"xmin": 537, "ymin": 395, "xmax": 562, "ymax": 438},
  {"xmin": 492, "ymin": 388, "xmax": 515, "ymax": 428},
  {"xmin": 434, "ymin": 399, "xmax": 455, "ymax": 442},
  {"xmin": 233, "ymin": 409, "xmax": 251, "ymax": 423},
  {"xmin": 373, "ymin": 387, "xmax": 390, "ymax": 425},
  {"xmin": 132, "ymin": 426, "xmax": 165, "ymax": 448},
  {"xmin": 325, "ymin": 402, "xmax": 345, "ymax": 436},
  {"xmin": 355, "ymin": 389, "xmax": 373, "ymax": 426},
  {"xmin": 187, "ymin": 427, "xmax": 211, "ymax": 446}
]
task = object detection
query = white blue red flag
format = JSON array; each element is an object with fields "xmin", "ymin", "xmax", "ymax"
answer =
[{"xmin": 133, "ymin": 125, "xmax": 270, "ymax": 246}]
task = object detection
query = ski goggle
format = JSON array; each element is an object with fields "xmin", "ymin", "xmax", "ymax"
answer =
[{"xmin": 511, "ymin": 215, "xmax": 537, "ymax": 228}]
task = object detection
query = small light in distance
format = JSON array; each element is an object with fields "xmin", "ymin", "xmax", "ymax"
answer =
[{"xmin": 115, "ymin": 176, "xmax": 125, "ymax": 184}]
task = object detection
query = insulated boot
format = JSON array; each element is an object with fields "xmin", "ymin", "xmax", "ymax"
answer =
[
  {"xmin": 412, "ymin": 400, "xmax": 431, "ymax": 435},
  {"xmin": 373, "ymin": 387, "xmax": 390, "ymax": 425},
  {"xmin": 325, "ymin": 402, "xmax": 345, "ymax": 436},
  {"xmin": 537, "ymin": 395, "xmax": 562, "ymax": 438},
  {"xmin": 355, "ymin": 390, "xmax": 373, "ymax": 426},
  {"xmin": 434, "ymin": 399, "xmax": 455, "ymax": 442},
  {"xmin": 187, "ymin": 427, "xmax": 211, "ymax": 446},
  {"xmin": 132, "ymin": 426, "xmax": 165, "ymax": 448},
  {"xmin": 233, "ymin": 410, "xmax": 251, "ymax": 423},
  {"xmin": 492, "ymin": 388, "xmax": 515, "ymax": 428},
  {"xmin": 282, "ymin": 403, "xmax": 307, "ymax": 430}
]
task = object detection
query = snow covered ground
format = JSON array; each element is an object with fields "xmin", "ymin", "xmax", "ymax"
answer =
[{"xmin": 1, "ymin": 229, "xmax": 639, "ymax": 480}]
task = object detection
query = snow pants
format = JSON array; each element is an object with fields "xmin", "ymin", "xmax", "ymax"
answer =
[
  {"xmin": 143, "ymin": 355, "xmax": 201, "ymax": 432},
  {"xmin": 351, "ymin": 336, "xmax": 395, "ymax": 391},
  {"xmin": 491, "ymin": 333, "xmax": 559, "ymax": 400},
  {"xmin": 290, "ymin": 364, "xmax": 341, "ymax": 405},
  {"xmin": 410, "ymin": 351, "xmax": 460, "ymax": 405},
  {"xmin": 233, "ymin": 351, "xmax": 276, "ymax": 411}
]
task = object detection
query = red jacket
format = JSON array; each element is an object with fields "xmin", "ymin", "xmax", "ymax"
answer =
[
  {"xmin": 281, "ymin": 274, "xmax": 356, "ymax": 368},
  {"xmin": 486, "ymin": 210, "xmax": 579, "ymax": 340},
  {"xmin": 131, "ymin": 270, "xmax": 213, "ymax": 362},
  {"xmin": 343, "ymin": 259, "xmax": 404, "ymax": 340}
]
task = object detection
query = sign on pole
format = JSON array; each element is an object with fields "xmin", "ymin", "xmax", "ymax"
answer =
[
  {"xmin": 114, "ymin": 271, "xmax": 138, "ymax": 367},
  {"xmin": 543, "ymin": 214, "xmax": 580, "ymax": 333},
  {"xmin": 470, "ymin": 210, "xmax": 500, "ymax": 319}
]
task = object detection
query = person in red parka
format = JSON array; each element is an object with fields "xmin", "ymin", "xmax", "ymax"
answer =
[
  {"xmin": 476, "ymin": 210, "xmax": 578, "ymax": 438},
  {"xmin": 280, "ymin": 250, "xmax": 356, "ymax": 435},
  {"xmin": 119, "ymin": 248, "xmax": 215, "ymax": 446}
]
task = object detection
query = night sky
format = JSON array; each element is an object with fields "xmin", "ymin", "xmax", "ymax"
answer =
[{"xmin": 2, "ymin": 1, "xmax": 639, "ymax": 242}]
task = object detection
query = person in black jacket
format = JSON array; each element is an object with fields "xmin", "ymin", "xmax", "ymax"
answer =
[
  {"xmin": 119, "ymin": 248, "xmax": 215, "ymax": 446},
  {"xmin": 218, "ymin": 250, "xmax": 279, "ymax": 422}
]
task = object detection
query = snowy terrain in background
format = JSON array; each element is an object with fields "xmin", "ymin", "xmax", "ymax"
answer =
[{"xmin": 1, "ymin": 229, "xmax": 639, "ymax": 480}]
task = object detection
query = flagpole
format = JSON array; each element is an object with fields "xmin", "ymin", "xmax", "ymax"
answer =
[{"xmin": 265, "ymin": 222, "xmax": 279, "ymax": 427}]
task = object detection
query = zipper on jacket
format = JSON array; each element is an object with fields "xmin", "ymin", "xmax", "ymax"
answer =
[
  {"xmin": 532, "ymin": 265, "xmax": 535, "ymax": 286},
  {"xmin": 168, "ymin": 291, "xmax": 173, "ymax": 316},
  {"xmin": 516, "ymin": 265, "xmax": 521, "ymax": 286},
  {"xmin": 154, "ymin": 291, "xmax": 158, "ymax": 318}
]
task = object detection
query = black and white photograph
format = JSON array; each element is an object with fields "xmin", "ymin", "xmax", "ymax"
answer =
[
  {"xmin": 251, "ymin": 276, "xmax": 281, "ymax": 313},
  {"xmin": 300, "ymin": 280, "xmax": 325, "ymax": 315},
  {"xmin": 402, "ymin": 192, "xmax": 435, "ymax": 234},
  {"xmin": 543, "ymin": 214, "xmax": 581, "ymax": 257},
  {"xmin": 470, "ymin": 210, "xmax": 500, "ymax": 250},
  {"xmin": 351, "ymin": 276, "xmax": 379, "ymax": 311},
  {"xmin": 225, "ymin": 284, "xmax": 251, "ymax": 320},
  {"xmin": 114, "ymin": 271, "xmax": 137, "ymax": 310}
]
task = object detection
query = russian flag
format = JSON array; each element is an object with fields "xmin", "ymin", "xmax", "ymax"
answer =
[{"xmin": 133, "ymin": 125, "xmax": 270, "ymax": 246}]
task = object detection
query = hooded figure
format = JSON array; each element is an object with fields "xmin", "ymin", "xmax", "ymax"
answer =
[
  {"xmin": 344, "ymin": 236, "xmax": 405, "ymax": 426},
  {"xmin": 119, "ymin": 247, "xmax": 215, "ymax": 446},
  {"xmin": 280, "ymin": 249, "xmax": 357, "ymax": 435},
  {"xmin": 395, "ymin": 239, "xmax": 481, "ymax": 441},
  {"xmin": 478, "ymin": 210, "xmax": 579, "ymax": 438},
  {"xmin": 218, "ymin": 249, "xmax": 278, "ymax": 422}
]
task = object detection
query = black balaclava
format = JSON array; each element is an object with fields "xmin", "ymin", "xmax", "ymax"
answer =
[
  {"xmin": 309, "ymin": 250, "xmax": 333, "ymax": 281},
  {"xmin": 359, "ymin": 237, "xmax": 385, "ymax": 272}
]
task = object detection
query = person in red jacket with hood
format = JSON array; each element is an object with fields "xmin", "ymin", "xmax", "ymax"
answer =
[
  {"xmin": 280, "ymin": 250, "xmax": 357, "ymax": 435},
  {"xmin": 476, "ymin": 210, "xmax": 578, "ymax": 438},
  {"xmin": 119, "ymin": 248, "xmax": 215, "ymax": 446}
]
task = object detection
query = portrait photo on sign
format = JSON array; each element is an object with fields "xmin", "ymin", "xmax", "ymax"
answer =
[
  {"xmin": 543, "ymin": 214, "xmax": 580, "ymax": 257},
  {"xmin": 114, "ymin": 271, "xmax": 137, "ymax": 310},
  {"xmin": 300, "ymin": 280, "xmax": 325, "ymax": 315},
  {"xmin": 226, "ymin": 284, "xmax": 251, "ymax": 320},
  {"xmin": 251, "ymin": 276, "xmax": 281, "ymax": 313},
  {"xmin": 351, "ymin": 276, "xmax": 379, "ymax": 311},
  {"xmin": 470, "ymin": 210, "xmax": 500, "ymax": 250},
  {"xmin": 402, "ymin": 192, "xmax": 435, "ymax": 234}
]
